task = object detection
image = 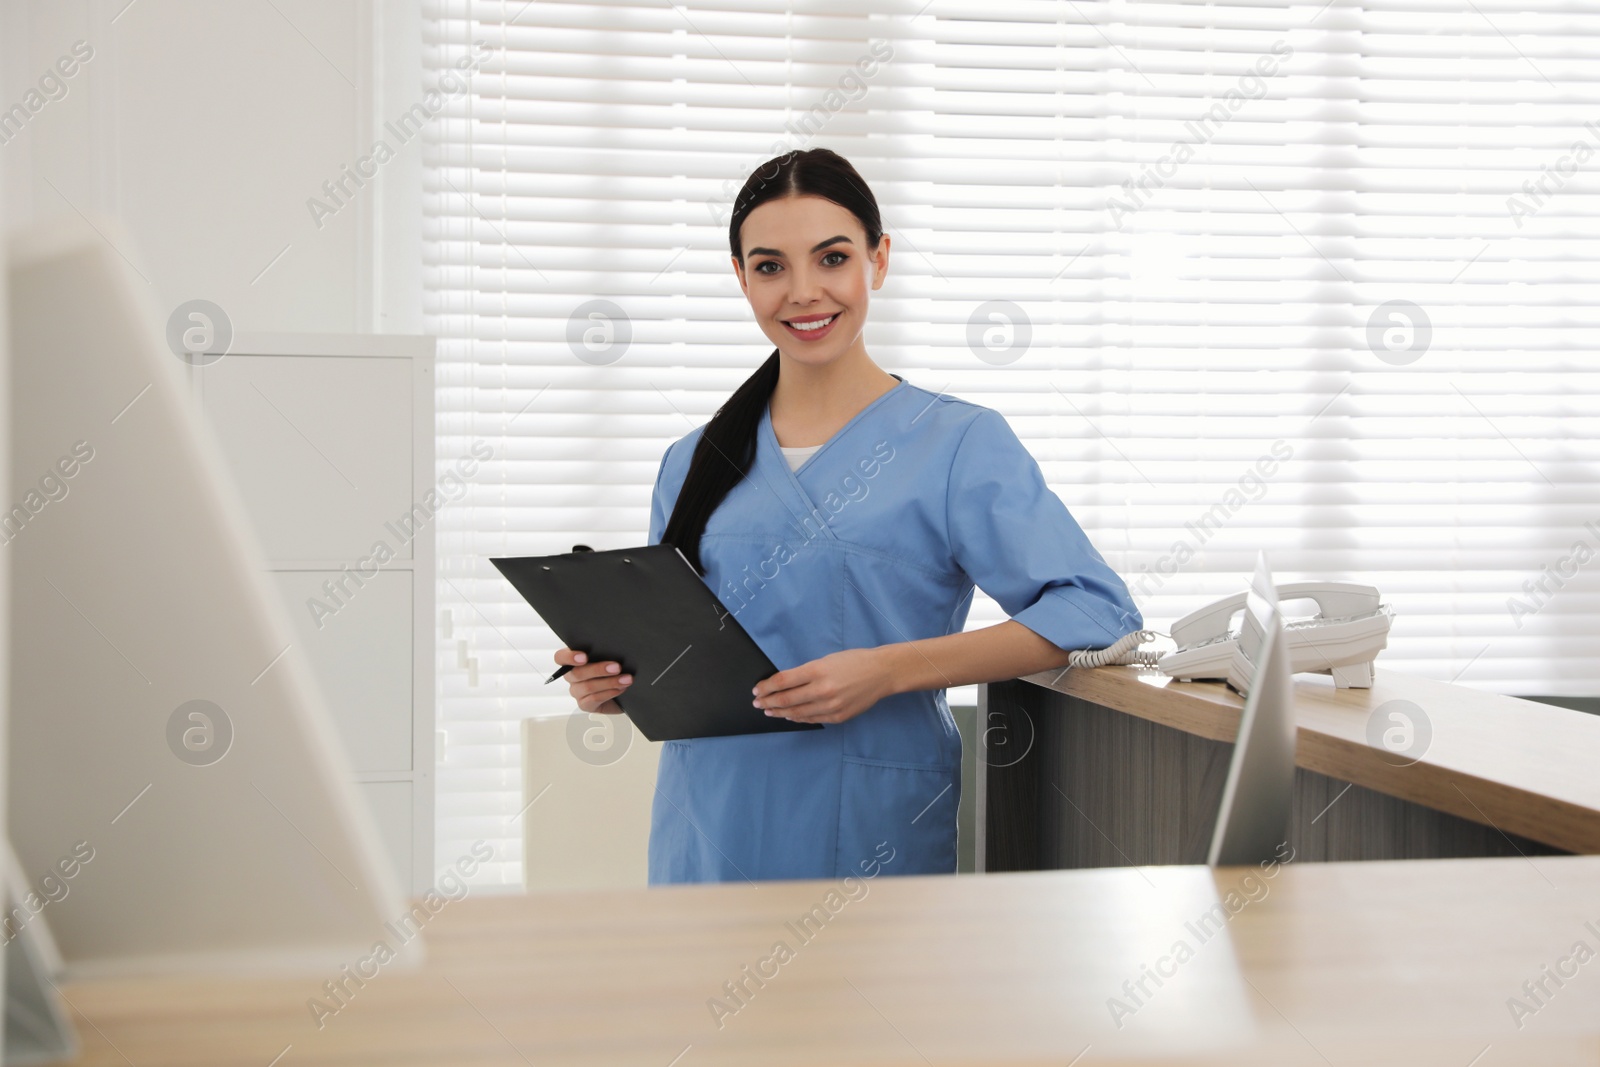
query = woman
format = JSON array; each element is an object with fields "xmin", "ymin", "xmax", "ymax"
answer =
[{"xmin": 555, "ymin": 148, "xmax": 1141, "ymax": 885}]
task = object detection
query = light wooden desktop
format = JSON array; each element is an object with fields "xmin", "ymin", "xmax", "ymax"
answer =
[
  {"xmin": 51, "ymin": 667, "xmax": 1600, "ymax": 1065},
  {"xmin": 980, "ymin": 666, "xmax": 1600, "ymax": 870},
  {"xmin": 54, "ymin": 855, "xmax": 1600, "ymax": 1065}
]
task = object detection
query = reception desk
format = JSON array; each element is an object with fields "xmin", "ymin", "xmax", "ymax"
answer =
[
  {"xmin": 57, "ymin": 855, "xmax": 1600, "ymax": 1065},
  {"xmin": 978, "ymin": 666, "xmax": 1600, "ymax": 870},
  {"xmin": 50, "ymin": 668, "xmax": 1600, "ymax": 1065}
]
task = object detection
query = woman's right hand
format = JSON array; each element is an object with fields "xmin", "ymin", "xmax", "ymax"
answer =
[{"xmin": 555, "ymin": 647, "xmax": 632, "ymax": 715}]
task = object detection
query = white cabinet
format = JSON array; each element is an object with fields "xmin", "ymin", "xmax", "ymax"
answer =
[
  {"xmin": 269, "ymin": 570, "xmax": 414, "ymax": 772},
  {"xmin": 194, "ymin": 333, "xmax": 435, "ymax": 894},
  {"xmin": 197, "ymin": 354, "xmax": 418, "ymax": 561}
]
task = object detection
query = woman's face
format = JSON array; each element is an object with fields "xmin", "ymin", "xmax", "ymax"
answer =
[{"xmin": 733, "ymin": 194, "xmax": 888, "ymax": 367}]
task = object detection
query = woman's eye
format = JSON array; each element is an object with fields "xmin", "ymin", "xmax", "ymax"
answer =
[{"xmin": 752, "ymin": 253, "xmax": 844, "ymax": 273}]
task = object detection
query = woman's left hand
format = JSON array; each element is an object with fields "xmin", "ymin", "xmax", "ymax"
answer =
[{"xmin": 753, "ymin": 647, "xmax": 894, "ymax": 725}]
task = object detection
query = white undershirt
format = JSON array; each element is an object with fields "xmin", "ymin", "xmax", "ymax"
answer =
[{"xmin": 779, "ymin": 444, "xmax": 821, "ymax": 471}]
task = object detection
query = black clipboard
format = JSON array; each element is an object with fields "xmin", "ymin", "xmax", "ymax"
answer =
[{"xmin": 490, "ymin": 544, "xmax": 821, "ymax": 742}]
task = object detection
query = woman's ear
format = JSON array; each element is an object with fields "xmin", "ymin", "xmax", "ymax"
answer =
[
  {"xmin": 731, "ymin": 254, "xmax": 748, "ymax": 296},
  {"xmin": 871, "ymin": 235, "xmax": 890, "ymax": 290}
]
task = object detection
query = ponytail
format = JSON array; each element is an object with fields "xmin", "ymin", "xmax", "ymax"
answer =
[{"xmin": 660, "ymin": 349, "xmax": 779, "ymax": 574}]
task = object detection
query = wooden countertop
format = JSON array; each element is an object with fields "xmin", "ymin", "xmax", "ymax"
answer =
[
  {"xmin": 57, "ymin": 855, "xmax": 1600, "ymax": 1065},
  {"xmin": 1014, "ymin": 666, "xmax": 1600, "ymax": 855}
]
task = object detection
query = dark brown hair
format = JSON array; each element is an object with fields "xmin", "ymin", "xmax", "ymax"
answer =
[{"xmin": 660, "ymin": 148, "xmax": 884, "ymax": 574}]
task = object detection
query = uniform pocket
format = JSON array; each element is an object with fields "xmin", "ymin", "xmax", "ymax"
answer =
[{"xmin": 834, "ymin": 755, "xmax": 959, "ymax": 879}]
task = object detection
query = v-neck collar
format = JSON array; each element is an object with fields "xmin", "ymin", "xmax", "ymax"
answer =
[{"xmin": 761, "ymin": 374, "xmax": 905, "ymax": 479}]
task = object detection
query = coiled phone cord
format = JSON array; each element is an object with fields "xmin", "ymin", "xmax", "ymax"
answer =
[{"xmin": 1066, "ymin": 628, "xmax": 1165, "ymax": 668}]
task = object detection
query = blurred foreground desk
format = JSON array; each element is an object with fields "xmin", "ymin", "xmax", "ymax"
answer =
[
  {"xmin": 59, "ymin": 856, "xmax": 1600, "ymax": 1066},
  {"xmin": 979, "ymin": 667, "xmax": 1600, "ymax": 871}
]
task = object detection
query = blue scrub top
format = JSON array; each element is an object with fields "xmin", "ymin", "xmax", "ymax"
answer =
[{"xmin": 645, "ymin": 375, "xmax": 1142, "ymax": 885}]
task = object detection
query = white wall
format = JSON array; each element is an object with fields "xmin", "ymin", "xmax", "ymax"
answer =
[
  {"xmin": 0, "ymin": 0, "xmax": 428, "ymax": 891},
  {"xmin": 1, "ymin": 0, "xmax": 422, "ymax": 334}
]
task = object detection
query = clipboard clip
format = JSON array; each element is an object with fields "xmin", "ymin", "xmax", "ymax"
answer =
[{"xmin": 542, "ymin": 545, "xmax": 597, "ymax": 684}]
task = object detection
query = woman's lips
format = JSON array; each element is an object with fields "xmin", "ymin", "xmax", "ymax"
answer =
[{"xmin": 781, "ymin": 313, "xmax": 840, "ymax": 341}]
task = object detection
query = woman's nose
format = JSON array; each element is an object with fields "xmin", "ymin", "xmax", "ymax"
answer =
[{"xmin": 787, "ymin": 267, "xmax": 823, "ymax": 302}]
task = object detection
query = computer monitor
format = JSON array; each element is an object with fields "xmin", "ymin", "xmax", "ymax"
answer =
[
  {"xmin": 4, "ymin": 844, "xmax": 75, "ymax": 1065},
  {"xmin": 6, "ymin": 219, "xmax": 406, "ymax": 976},
  {"xmin": 1206, "ymin": 552, "xmax": 1297, "ymax": 867}
]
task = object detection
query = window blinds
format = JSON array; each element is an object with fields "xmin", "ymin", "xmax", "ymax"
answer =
[{"xmin": 423, "ymin": 0, "xmax": 1600, "ymax": 888}]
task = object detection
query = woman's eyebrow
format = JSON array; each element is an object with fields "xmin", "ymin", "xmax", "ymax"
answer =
[{"xmin": 746, "ymin": 235, "xmax": 853, "ymax": 259}]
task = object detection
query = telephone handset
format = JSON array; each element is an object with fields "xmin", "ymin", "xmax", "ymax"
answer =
[{"xmin": 1158, "ymin": 581, "xmax": 1394, "ymax": 689}]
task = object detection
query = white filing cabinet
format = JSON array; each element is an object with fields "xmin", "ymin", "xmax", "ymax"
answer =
[{"xmin": 192, "ymin": 333, "xmax": 435, "ymax": 894}]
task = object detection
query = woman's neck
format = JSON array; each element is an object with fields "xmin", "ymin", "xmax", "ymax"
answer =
[{"xmin": 768, "ymin": 349, "xmax": 900, "ymax": 448}]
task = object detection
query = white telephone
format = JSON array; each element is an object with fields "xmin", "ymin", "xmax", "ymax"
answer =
[{"xmin": 1157, "ymin": 582, "xmax": 1394, "ymax": 689}]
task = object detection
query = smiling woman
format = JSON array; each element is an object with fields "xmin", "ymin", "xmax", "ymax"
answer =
[{"xmin": 559, "ymin": 148, "xmax": 1144, "ymax": 887}]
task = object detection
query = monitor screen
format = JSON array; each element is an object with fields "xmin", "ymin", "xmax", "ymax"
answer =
[
  {"xmin": 6, "ymin": 219, "xmax": 406, "ymax": 977},
  {"xmin": 1207, "ymin": 552, "xmax": 1297, "ymax": 867}
]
